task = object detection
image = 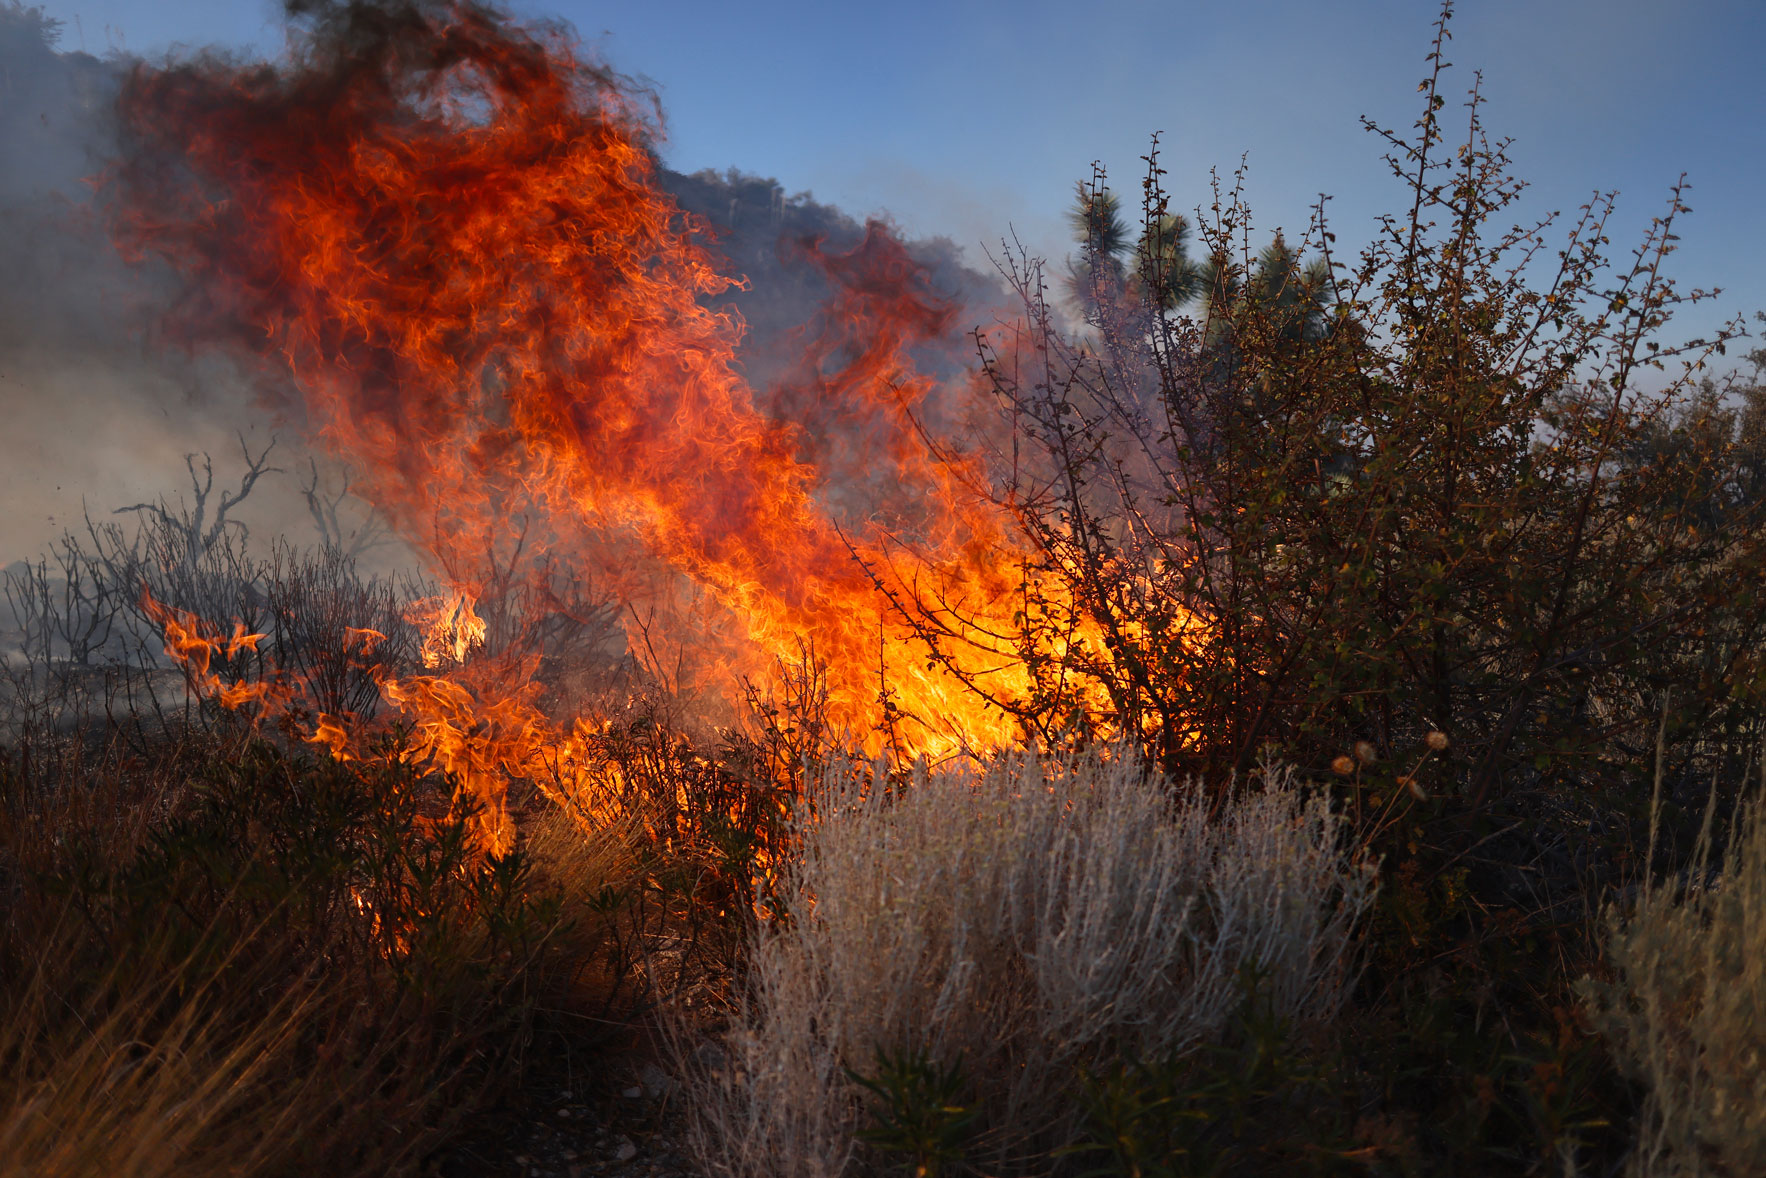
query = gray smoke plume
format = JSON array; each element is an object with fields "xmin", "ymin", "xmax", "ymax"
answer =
[
  {"xmin": 0, "ymin": 4, "xmax": 309, "ymax": 570},
  {"xmin": 0, "ymin": 2, "xmax": 1001, "ymax": 575}
]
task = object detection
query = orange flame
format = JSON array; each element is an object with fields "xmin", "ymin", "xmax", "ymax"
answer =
[
  {"xmin": 407, "ymin": 594, "xmax": 487, "ymax": 669},
  {"xmin": 343, "ymin": 626, "xmax": 386, "ymax": 654},
  {"xmin": 144, "ymin": 582, "xmax": 595, "ymax": 854},
  {"xmin": 143, "ymin": 590, "xmax": 283, "ymax": 712},
  {"xmin": 111, "ymin": 4, "xmax": 1154, "ymax": 780}
]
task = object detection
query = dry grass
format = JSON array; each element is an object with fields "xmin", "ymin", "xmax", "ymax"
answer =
[
  {"xmin": 0, "ymin": 917, "xmax": 328, "ymax": 1178},
  {"xmin": 523, "ymin": 793, "xmax": 659, "ymax": 1013},
  {"xmin": 0, "ymin": 899, "xmax": 544, "ymax": 1178},
  {"xmin": 1583, "ymin": 792, "xmax": 1766, "ymax": 1177},
  {"xmin": 683, "ymin": 746, "xmax": 1378, "ymax": 1178},
  {"xmin": 0, "ymin": 733, "xmax": 575, "ymax": 1178}
]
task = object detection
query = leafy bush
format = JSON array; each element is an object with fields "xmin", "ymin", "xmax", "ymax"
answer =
[{"xmin": 912, "ymin": 10, "xmax": 1758, "ymax": 816}]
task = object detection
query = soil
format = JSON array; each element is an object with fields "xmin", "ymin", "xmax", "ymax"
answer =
[{"xmin": 428, "ymin": 1020, "xmax": 710, "ymax": 1178}]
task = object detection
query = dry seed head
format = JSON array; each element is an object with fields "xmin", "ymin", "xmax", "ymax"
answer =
[
  {"xmin": 1402, "ymin": 775, "xmax": 1429, "ymax": 800},
  {"xmin": 1331, "ymin": 755, "xmax": 1356, "ymax": 777},
  {"xmin": 1425, "ymin": 731, "xmax": 1449, "ymax": 752},
  {"xmin": 1353, "ymin": 741, "xmax": 1377, "ymax": 765}
]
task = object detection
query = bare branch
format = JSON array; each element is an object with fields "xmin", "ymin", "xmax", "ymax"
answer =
[{"xmin": 113, "ymin": 433, "xmax": 279, "ymax": 569}]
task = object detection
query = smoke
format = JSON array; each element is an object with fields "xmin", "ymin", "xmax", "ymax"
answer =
[
  {"xmin": 0, "ymin": 4, "xmax": 309, "ymax": 568},
  {"xmin": 0, "ymin": 0, "xmax": 1002, "ymax": 575},
  {"xmin": 668, "ymin": 167, "xmax": 1002, "ymax": 534}
]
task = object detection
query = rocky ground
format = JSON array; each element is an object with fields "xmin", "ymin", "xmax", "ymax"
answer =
[{"xmin": 429, "ymin": 1032, "xmax": 707, "ymax": 1178}]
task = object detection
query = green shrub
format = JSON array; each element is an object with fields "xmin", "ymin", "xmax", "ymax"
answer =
[
  {"xmin": 1063, "ymin": 963, "xmax": 1360, "ymax": 1178},
  {"xmin": 846, "ymin": 1044, "xmax": 980, "ymax": 1178}
]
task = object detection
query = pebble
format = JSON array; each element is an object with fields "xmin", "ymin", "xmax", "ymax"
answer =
[
  {"xmin": 638, "ymin": 1063, "xmax": 677, "ymax": 1099},
  {"xmin": 614, "ymin": 1136, "xmax": 639, "ymax": 1163}
]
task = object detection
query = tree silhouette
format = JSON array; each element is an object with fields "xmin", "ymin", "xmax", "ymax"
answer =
[{"xmin": 113, "ymin": 434, "xmax": 277, "ymax": 572}]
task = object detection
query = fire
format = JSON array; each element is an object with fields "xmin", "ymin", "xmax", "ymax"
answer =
[
  {"xmin": 145, "ymin": 583, "xmax": 606, "ymax": 853},
  {"xmin": 110, "ymin": 0, "xmax": 1166, "ymax": 811},
  {"xmin": 144, "ymin": 592, "xmax": 284, "ymax": 712},
  {"xmin": 408, "ymin": 594, "xmax": 488, "ymax": 668}
]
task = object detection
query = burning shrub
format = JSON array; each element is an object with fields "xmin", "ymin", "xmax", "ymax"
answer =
[
  {"xmin": 262, "ymin": 541, "xmax": 425, "ymax": 725},
  {"xmin": 685, "ymin": 748, "xmax": 1376, "ymax": 1177},
  {"xmin": 101, "ymin": 0, "xmax": 1035, "ymax": 761},
  {"xmin": 930, "ymin": 13, "xmax": 1762, "ymax": 814}
]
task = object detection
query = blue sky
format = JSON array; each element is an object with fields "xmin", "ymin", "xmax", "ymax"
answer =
[{"xmin": 30, "ymin": 0, "xmax": 1766, "ymax": 348}]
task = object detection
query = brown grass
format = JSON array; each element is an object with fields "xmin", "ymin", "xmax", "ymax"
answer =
[{"xmin": 0, "ymin": 731, "xmax": 578, "ymax": 1178}]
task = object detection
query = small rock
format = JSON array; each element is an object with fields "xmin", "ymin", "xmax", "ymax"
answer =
[
  {"xmin": 556, "ymin": 1107, "xmax": 571, "ymax": 1118},
  {"xmin": 622, "ymin": 1085, "xmax": 642, "ymax": 1099},
  {"xmin": 638, "ymin": 1063, "xmax": 676, "ymax": 1099},
  {"xmin": 614, "ymin": 1136, "xmax": 638, "ymax": 1163},
  {"xmin": 512, "ymin": 1157, "xmax": 530, "ymax": 1167}
]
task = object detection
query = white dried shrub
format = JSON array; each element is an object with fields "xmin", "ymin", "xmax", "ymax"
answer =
[
  {"xmin": 1583, "ymin": 799, "xmax": 1766, "ymax": 1178},
  {"xmin": 685, "ymin": 746, "xmax": 1377, "ymax": 1178}
]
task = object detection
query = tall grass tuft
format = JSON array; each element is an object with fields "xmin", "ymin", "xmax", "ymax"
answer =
[
  {"xmin": 1, "ymin": 916, "xmax": 337, "ymax": 1178},
  {"xmin": 1583, "ymin": 792, "xmax": 1766, "ymax": 1177},
  {"xmin": 686, "ymin": 747, "xmax": 1377, "ymax": 1177}
]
